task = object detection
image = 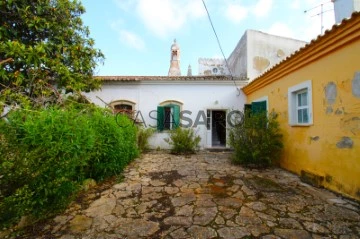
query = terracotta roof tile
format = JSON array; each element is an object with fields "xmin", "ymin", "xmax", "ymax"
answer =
[{"xmin": 96, "ymin": 75, "xmax": 246, "ymax": 82}]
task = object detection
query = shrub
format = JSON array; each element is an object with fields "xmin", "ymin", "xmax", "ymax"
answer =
[
  {"xmin": 229, "ymin": 111, "xmax": 283, "ymax": 167},
  {"xmin": 85, "ymin": 109, "xmax": 138, "ymax": 181},
  {"xmin": 137, "ymin": 127, "xmax": 155, "ymax": 153},
  {"xmin": 0, "ymin": 105, "xmax": 138, "ymax": 228},
  {"xmin": 165, "ymin": 127, "xmax": 201, "ymax": 154},
  {"xmin": 0, "ymin": 107, "xmax": 93, "ymax": 227}
]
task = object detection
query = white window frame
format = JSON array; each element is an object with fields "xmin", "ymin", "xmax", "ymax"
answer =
[{"xmin": 288, "ymin": 80, "xmax": 313, "ymax": 126}]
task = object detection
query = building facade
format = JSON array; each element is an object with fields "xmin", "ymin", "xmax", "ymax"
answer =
[
  {"xmin": 198, "ymin": 58, "xmax": 230, "ymax": 76},
  {"xmin": 228, "ymin": 30, "xmax": 306, "ymax": 81},
  {"xmin": 242, "ymin": 12, "xmax": 360, "ymax": 200},
  {"xmin": 86, "ymin": 76, "xmax": 246, "ymax": 149}
]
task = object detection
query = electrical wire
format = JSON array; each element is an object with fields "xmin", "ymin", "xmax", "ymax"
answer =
[{"xmin": 201, "ymin": 0, "xmax": 241, "ymax": 95}]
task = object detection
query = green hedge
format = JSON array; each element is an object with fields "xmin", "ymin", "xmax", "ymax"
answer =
[{"xmin": 0, "ymin": 106, "xmax": 138, "ymax": 228}]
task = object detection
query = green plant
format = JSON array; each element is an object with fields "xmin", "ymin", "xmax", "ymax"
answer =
[
  {"xmin": 229, "ymin": 111, "xmax": 283, "ymax": 167},
  {"xmin": 85, "ymin": 110, "xmax": 138, "ymax": 181},
  {"xmin": 0, "ymin": 107, "xmax": 94, "ymax": 227},
  {"xmin": 0, "ymin": 105, "xmax": 138, "ymax": 228},
  {"xmin": 164, "ymin": 127, "xmax": 201, "ymax": 154},
  {"xmin": 0, "ymin": 0, "xmax": 104, "ymax": 107},
  {"xmin": 137, "ymin": 127, "xmax": 155, "ymax": 152}
]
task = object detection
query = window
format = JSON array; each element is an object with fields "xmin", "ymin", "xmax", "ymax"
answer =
[
  {"xmin": 157, "ymin": 100, "xmax": 182, "ymax": 131},
  {"xmin": 114, "ymin": 104, "xmax": 132, "ymax": 112},
  {"xmin": 288, "ymin": 80, "xmax": 313, "ymax": 126},
  {"xmin": 110, "ymin": 100, "xmax": 136, "ymax": 119},
  {"xmin": 296, "ymin": 90, "xmax": 309, "ymax": 123}
]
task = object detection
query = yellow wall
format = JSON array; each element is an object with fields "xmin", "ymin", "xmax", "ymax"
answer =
[{"xmin": 245, "ymin": 34, "xmax": 360, "ymax": 200}]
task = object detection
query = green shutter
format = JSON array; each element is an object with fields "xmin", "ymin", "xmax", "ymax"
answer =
[
  {"xmin": 251, "ymin": 101, "xmax": 267, "ymax": 115},
  {"xmin": 172, "ymin": 104, "xmax": 180, "ymax": 129},
  {"xmin": 157, "ymin": 106, "xmax": 164, "ymax": 131}
]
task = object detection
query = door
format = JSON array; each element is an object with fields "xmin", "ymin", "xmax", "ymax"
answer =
[{"xmin": 212, "ymin": 110, "xmax": 227, "ymax": 147}]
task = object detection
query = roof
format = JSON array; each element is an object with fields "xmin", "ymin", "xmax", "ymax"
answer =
[
  {"xmin": 97, "ymin": 75, "xmax": 246, "ymax": 82},
  {"xmin": 243, "ymin": 11, "xmax": 360, "ymax": 95}
]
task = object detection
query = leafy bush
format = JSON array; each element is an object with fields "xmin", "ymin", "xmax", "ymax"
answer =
[
  {"xmin": 165, "ymin": 127, "xmax": 201, "ymax": 154},
  {"xmin": 85, "ymin": 110, "xmax": 138, "ymax": 180},
  {"xmin": 137, "ymin": 127, "xmax": 155, "ymax": 152},
  {"xmin": 0, "ymin": 105, "xmax": 138, "ymax": 228},
  {"xmin": 229, "ymin": 111, "xmax": 283, "ymax": 167}
]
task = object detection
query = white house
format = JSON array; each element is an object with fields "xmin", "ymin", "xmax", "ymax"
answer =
[
  {"xmin": 86, "ymin": 40, "xmax": 247, "ymax": 149},
  {"xmin": 227, "ymin": 30, "xmax": 307, "ymax": 81},
  {"xmin": 197, "ymin": 30, "xmax": 306, "ymax": 81}
]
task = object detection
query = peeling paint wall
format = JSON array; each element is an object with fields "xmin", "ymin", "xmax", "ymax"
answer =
[
  {"xmin": 198, "ymin": 58, "xmax": 230, "ymax": 76},
  {"xmin": 228, "ymin": 30, "xmax": 306, "ymax": 81},
  {"xmin": 227, "ymin": 31, "xmax": 248, "ymax": 79},
  {"xmin": 352, "ymin": 72, "xmax": 360, "ymax": 97},
  {"xmin": 245, "ymin": 37, "xmax": 360, "ymax": 200}
]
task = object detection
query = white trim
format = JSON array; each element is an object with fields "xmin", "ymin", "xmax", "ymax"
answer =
[
  {"xmin": 252, "ymin": 95, "xmax": 269, "ymax": 112},
  {"xmin": 288, "ymin": 80, "xmax": 313, "ymax": 126},
  {"xmin": 159, "ymin": 100, "xmax": 183, "ymax": 107},
  {"xmin": 110, "ymin": 99, "xmax": 136, "ymax": 106}
]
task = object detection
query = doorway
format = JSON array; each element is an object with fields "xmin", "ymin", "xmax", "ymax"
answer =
[{"xmin": 211, "ymin": 110, "xmax": 226, "ymax": 147}]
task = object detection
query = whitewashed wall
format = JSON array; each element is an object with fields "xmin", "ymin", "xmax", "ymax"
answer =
[
  {"xmin": 333, "ymin": 0, "xmax": 360, "ymax": 23},
  {"xmin": 198, "ymin": 58, "xmax": 230, "ymax": 76},
  {"xmin": 86, "ymin": 80, "xmax": 246, "ymax": 149},
  {"xmin": 228, "ymin": 30, "xmax": 306, "ymax": 81}
]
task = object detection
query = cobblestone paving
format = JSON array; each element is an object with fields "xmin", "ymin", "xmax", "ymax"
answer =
[{"xmin": 30, "ymin": 152, "xmax": 360, "ymax": 238}]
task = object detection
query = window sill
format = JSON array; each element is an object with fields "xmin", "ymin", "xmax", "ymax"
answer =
[{"xmin": 289, "ymin": 123, "xmax": 313, "ymax": 127}]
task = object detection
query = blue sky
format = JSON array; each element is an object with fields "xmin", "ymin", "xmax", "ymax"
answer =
[{"xmin": 81, "ymin": 0, "xmax": 335, "ymax": 76}]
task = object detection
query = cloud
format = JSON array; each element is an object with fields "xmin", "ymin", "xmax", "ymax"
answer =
[
  {"xmin": 119, "ymin": 30, "xmax": 145, "ymax": 51},
  {"xmin": 290, "ymin": 0, "xmax": 300, "ymax": 9},
  {"xmin": 264, "ymin": 0, "xmax": 335, "ymax": 41},
  {"xmin": 266, "ymin": 22, "xmax": 296, "ymax": 39},
  {"xmin": 252, "ymin": 0, "xmax": 273, "ymax": 17},
  {"xmin": 225, "ymin": 3, "xmax": 249, "ymax": 23},
  {"xmin": 115, "ymin": 0, "xmax": 206, "ymax": 38},
  {"xmin": 111, "ymin": 20, "xmax": 145, "ymax": 51},
  {"xmin": 185, "ymin": 1, "xmax": 207, "ymax": 18},
  {"xmin": 113, "ymin": 0, "xmax": 134, "ymax": 11},
  {"xmin": 295, "ymin": 1, "xmax": 335, "ymax": 41}
]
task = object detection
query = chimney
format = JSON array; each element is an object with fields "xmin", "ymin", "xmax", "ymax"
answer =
[{"xmin": 332, "ymin": 0, "xmax": 360, "ymax": 23}]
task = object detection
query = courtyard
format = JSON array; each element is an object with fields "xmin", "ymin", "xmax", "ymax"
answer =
[{"xmin": 17, "ymin": 152, "xmax": 360, "ymax": 239}]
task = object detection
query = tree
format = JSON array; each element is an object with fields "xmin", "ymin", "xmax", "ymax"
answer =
[{"xmin": 0, "ymin": 0, "xmax": 104, "ymax": 107}]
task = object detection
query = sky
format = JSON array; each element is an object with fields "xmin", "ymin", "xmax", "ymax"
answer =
[{"xmin": 80, "ymin": 0, "xmax": 336, "ymax": 76}]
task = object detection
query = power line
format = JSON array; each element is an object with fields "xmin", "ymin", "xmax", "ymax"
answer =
[{"xmin": 201, "ymin": 0, "xmax": 241, "ymax": 94}]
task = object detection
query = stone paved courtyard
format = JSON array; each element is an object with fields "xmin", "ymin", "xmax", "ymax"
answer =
[{"xmin": 21, "ymin": 152, "xmax": 360, "ymax": 238}]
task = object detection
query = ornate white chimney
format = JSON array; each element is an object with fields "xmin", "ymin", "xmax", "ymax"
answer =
[{"xmin": 168, "ymin": 39, "xmax": 181, "ymax": 76}]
